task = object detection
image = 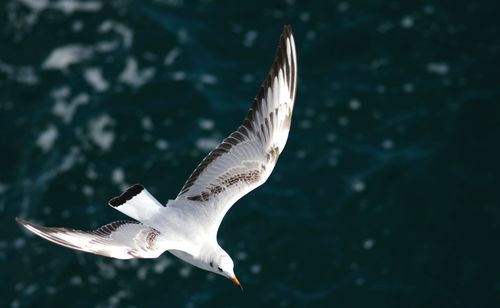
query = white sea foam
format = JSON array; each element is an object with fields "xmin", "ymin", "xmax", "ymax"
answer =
[
  {"xmin": 326, "ymin": 133, "xmax": 337, "ymax": 143},
  {"xmin": 82, "ymin": 185, "xmax": 94, "ymax": 196},
  {"xmin": 52, "ymin": 86, "xmax": 71, "ymax": 99},
  {"xmin": 53, "ymin": 146, "xmax": 80, "ymax": 176},
  {"xmin": 164, "ymin": 47, "xmax": 181, "ymax": 66},
  {"xmin": 235, "ymin": 251, "xmax": 247, "ymax": 261},
  {"xmin": 119, "ymin": 57, "xmax": 155, "ymax": 88},
  {"xmin": 52, "ymin": 92, "xmax": 89, "ymax": 123},
  {"xmin": 198, "ymin": 118, "xmax": 214, "ymax": 130},
  {"xmin": 349, "ymin": 99, "xmax": 361, "ymax": 110},
  {"xmin": 250, "ymin": 264, "xmax": 262, "ymax": 274},
  {"xmin": 427, "ymin": 62, "xmax": 449, "ymax": 75},
  {"xmin": 177, "ymin": 28, "xmax": 189, "ymax": 43},
  {"xmin": 179, "ymin": 266, "xmax": 192, "ymax": 278},
  {"xmin": 141, "ymin": 116, "xmax": 154, "ymax": 130},
  {"xmin": 424, "ymin": 5, "xmax": 435, "ymax": 15},
  {"xmin": 243, "ymin": 30, "xmax": 258, "ymax": 47},
  {"xmin": 72, "ymin": 20, "xmax": 84, "ymax": 32},
  {"xmin": 337, "ymin": 2, "xmax": 349, "ymax": 12},
  {"xmin": 352, "ymin": 180, "xmax": 365, "ymax": 192},
  {"xmin": 43, "ymin": 44, "xmax": 93, "ymax": 71},
  {"xmin": 156, "ymin": 139, "xmax": 169, "ymax": 150},
  {"xmin": 242, "ymin": 73, "xmax": 254, "ymax": 83},
  {"xmin": 111, "ymin": 168, "xmax": 125, "ymax": 185},
  {"xmin": 94, "ymin": 40, "xmax": 118, "ymax": 52},
  {"xmin": 338, "ymin": 116, "xmax": 349, "ymax": 126},
  {"xmin": 0, "ymin": 60, "xmax": 39, "ymax": 85},
  {"xmin": 107, "ymin": 290, "xmax": 128, "ymax": 308},
  {"xmin": 51, "ymin": 0, "xmax": 102, "ymax": 15},
  {"xmin": 296, "ymin": 149, "xmax": 307, "ymax": 159},
  {"xmin": 17, "ymin": 0, "xmax": 49, "ymax": 11},
  {"xmin": 36, "ymin": 125, "xmax": 59, "ymax": 153},
  {"xmin": 153, "ymin": 0, "xmax": 184, "ymax": 7},
  {"xmin": 363, "ymin": 238, "xmax": 375, "ymax": 250},
  {"xmin": 195, "ymin": 137, "xmax": 220, "ymax": 152},
  {"xmin": 299, "ymin": 12, "xmax": 311, "ymax": 22},
  {"xmin": 96, "ymin": 260, "xmax": 116, "ymax": 280},
  {"xmin": 137, "ymin": 266, "xmax": 148, "ymax": 280},
  {"xmin": 19, "ymin": 0, "xmax": 102, "ymax": 14},
  {"xmin": 69, "ymin": 275, "xmax": 83, "ymax": 286},
  {"xmin": 84, "ymin": 67, "xmax": 109, "ymax": 92},
  {"xmin": 153, "ymin": 257, "xmax": 172, "ymax": 274},
  {"xmin": 88, "ymin": 114, "xmax": 115, "ymax": 151},
  {"xmin": 172, "ymin": 71, "xmax": 186, "ymax": 81},
  {"xmin": 0, "ymin": 183, "xmax": 7, "ymax": 195},
  {"xmin": 299, "ymin": 119, "xmax": 311, "ymax": 129},
  {"xmin": 24, "ymin": 284, "xmax": 38, "ymax": 296},
  {"xmin": 382, "ymin": 139, "xmax": 394, "ymax": 150},
  {"xmin": 200, "ymin": 74, "xmax": 217, "ymax": 85},
  {"xmin": 86, "ymin": 164, "xmax": 98, "ymax": 180},
  {"xmin": 13, "ymin": 238, "xmax": 25, "ymax": 249},
  {"xmin": 98, "ymin": 20, "xmax": 133, "ymax": 48},
  {"xmin": 403, "ymin": 83, "xmax": 414, "ymax": 93},
  {"xmin": 401, "ymin": 16, "xmax": 414, "ymax": 28}
]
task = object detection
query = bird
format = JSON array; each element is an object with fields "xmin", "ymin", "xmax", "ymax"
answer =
[{"xmin": 16, "ymin": 25, "xmax": 297, "ymax": 290}]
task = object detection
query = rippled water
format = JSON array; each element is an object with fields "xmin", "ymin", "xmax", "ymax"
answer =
[{"xmin": 1, "ymin": 1, "xmax": 500, "ymax": 307}]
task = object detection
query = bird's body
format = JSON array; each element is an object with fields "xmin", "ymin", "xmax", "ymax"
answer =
[{"xmin": 17, "ymin": 25, "xmax": 297, "ymax": 288}]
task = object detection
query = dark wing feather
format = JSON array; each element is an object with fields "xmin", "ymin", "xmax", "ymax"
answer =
[
  {"xmin": 171, "ymin": 25, "xmax": 297, "ymax": 235},
  {"xmin": 16, "ymin": 218, "xmax": 166, "ymax": 259}
]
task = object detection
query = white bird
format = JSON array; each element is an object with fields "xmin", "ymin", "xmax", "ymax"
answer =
[{"xmin": 17, "ymin": 25, "xmax": 297, "ymax": 290}]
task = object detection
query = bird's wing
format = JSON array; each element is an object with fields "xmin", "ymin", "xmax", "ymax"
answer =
[
  {"xmin": 16, "ymin": 218, "xmax": 169, "ymax": 259},
  {"xmin": 172, "ymin": 25, "xmax": 297, "ymax": 235}
]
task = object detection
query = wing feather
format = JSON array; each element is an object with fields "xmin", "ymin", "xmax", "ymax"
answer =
[
  {"xmin": 172, "ymin": 25, "xmax": 297, "ymax": 234},
  {"xmin": 16, "ymin": 218, "xmax": 167, "ymax": 259}
]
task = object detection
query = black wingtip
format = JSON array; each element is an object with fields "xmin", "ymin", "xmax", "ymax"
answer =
[
  {"xmin": 16, "ymin": 217, "xmax": 36, "ymax": 230},
  {"xmin": 280, "ymin": 25, "xmax": 294, "ymax": 49},
  {"xmin": 283, "ymin": 24, "xmax": 293, "ymax": 35},
  {"xmin": 108, "ymin": 183, "xmax": 144, "ymax": 207},
  {"xmin": 16, "ymin": 217, "xmax": 26, "ymax": 225}
]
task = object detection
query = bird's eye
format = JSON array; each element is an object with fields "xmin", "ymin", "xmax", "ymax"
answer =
[
  {"xmin": 209, "ymin": 262, "xmax": 213, "ymax": 267},
  {"xmin": 218, "ymin": 267, "xmax": 223, "ymax": 272}
]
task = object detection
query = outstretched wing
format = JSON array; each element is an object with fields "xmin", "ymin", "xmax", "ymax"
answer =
[
  {"xmin": 172, "ymin": 25, "xmax": 297, "ymax": 235},
  {"xmin": 16, "ymin": 218, "xmax": 167, "ymax": 259}
]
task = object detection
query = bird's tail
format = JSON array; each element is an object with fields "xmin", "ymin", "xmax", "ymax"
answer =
[{"xmin": 108, "ymin": 184, "xmax": 164, "ymax": 225}]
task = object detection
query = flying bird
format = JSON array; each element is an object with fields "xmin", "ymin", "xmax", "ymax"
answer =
[{"xmin": 17, "ymin": 25, "xmax": 297, "ymax": 290}]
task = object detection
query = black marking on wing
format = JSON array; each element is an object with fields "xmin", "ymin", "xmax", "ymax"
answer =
[
  {"xmin": 16, "ymin": 218, "xmax": 161, "ymax": 258},
  {"xmin": 17, "ymin": 219, "xmax": 139, "ymax": 250},
  {"xmin": 186, "ymin": 168, "xmax": 264, "ymax": 202},
  {"xmin": 145, "ymin": 229, "xmax": 160, "ymax": 250},
  {"xmin": 109, "ymin": 183, "xmax": 144, "ymax": 207},
  {"xmin": 178, "ymin": 25, "xmax": 295, "ymax": 197},
  {"xmin": 179, "ymin": 127, "xmax": 249, "ymax": 196},
  {"xmin": 267, "ymin": 146, "xmax": 280, "ymax": 164},
  {"xmin": 92, "ymin": 220, "xmax": 140, "ymax": 236}
]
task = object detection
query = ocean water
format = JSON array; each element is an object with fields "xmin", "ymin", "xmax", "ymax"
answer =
[{"xmin": 1, "ymin": 0, "xmax": 500, "ymax": 307}]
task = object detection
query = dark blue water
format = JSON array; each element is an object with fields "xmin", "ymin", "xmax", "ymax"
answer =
[{"xmin": 1, "ymin": 0, "xmax": 500, "ymax": 307}]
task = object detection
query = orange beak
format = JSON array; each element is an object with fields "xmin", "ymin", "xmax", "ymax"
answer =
[{"xmin": 231, "ymin": 276, "xmax": 243, "ymax": 292}]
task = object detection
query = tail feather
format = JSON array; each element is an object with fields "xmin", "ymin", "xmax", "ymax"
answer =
[{"xmin": 109, "ymin": 184, "xmax": 163, "ymax": 225}]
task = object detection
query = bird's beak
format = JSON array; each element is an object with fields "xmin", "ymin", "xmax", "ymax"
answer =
[{"xmin": 230, "ymin": 276, "xmax": 243, "ymax": 292}]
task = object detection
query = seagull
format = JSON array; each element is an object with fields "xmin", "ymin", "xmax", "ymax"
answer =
[{"xmin": 16, "ymin": 25, "xmax": 297, "ymax": 290}]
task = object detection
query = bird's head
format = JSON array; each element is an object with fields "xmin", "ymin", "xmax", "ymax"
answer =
[{"xmin": 210, "ymin": 253, "xmax": 243, "ymax": 291}]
